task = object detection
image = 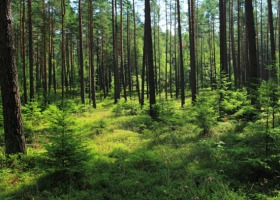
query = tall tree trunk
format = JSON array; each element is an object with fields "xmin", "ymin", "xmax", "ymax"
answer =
[
  {"xmin": 144, "ymin": 0, "xmax": 156, "ymax": 119},
  {"xmin": 61, "ymin": 0, "xmax": 66, "ymax": 99},
  {"xmin": 219, "ymin": 0, "xmax": 227, "ymax": 75},
  {"xmin": 237, "ymin": 0, "xmax": 241, "ymax": 87},
  {"xmin": 89, "ymin": 0, "xmax": 96, "ymax": 108},
  {"xmin": 189, "ymin": 0, "xmax": 197, "ymax": 102},
  {"xmin": 230, "ymin": 0, "xmax": 237, "ymax": 87},
  {"xmin": 177, "ymin": 0, "xmax": 185, "ymax": 106},
  {"xmin": 0, "ymin": 0, "xmax": 26, "ymax": 154},
  {"xmin": 174, "ymin": 1, "xmax": 179, "ymax": 99},
  {"xmin": 79, "ymin": 0, "xmax": 85, "ymax": 104},
  {"xmin": 245, "ymin": 0, "xmax": 259, "ymax": 106},
  {"xmin": 112, "ymin": 0, "xmax": 120, "ymax": 103},
  {"xmin": 133, "ymin": 0, "xmax": 140, "ymax": 104},
  {"xmin": 21, "ymin": 0, "xmax": 27, "ymax": 104},
  {"xmin": 120, "ymin": 0, "xmax": 127, "ymax": 101},
  {"xmin": 127, "ymin": 7, "xmax": 132, "ymax": 98},
  {"xmin": 165, "ymin": 0, "xmax": 168, "ymax": 99},
  {"xmin": 267, "ymin": 0, "xmax": 277, "ymax": 79},
  {"xmin": 42, "ymin": 0, "xmax": 47, "ymax": 104},
  {"xmin": 48, "ymin": 10, "xmax": 54, "ymax": 94},
  {"xmin": 28, "ymin": 0, "xmax": 34, "ymax": 101},
  {"xmin": 169, "ymin": 0, "xmax": 172, "ymax": 98}
]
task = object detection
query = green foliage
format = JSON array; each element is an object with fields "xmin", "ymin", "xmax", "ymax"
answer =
[
  {"xmin": 1, "ymin": 92, "xmax": 280, "ymax": 199},
  {"xmin": 112, "ymin": 99, "xmax": 140, "ymax": 116},
  {"xmin": 193, "ymin": 93, "xmax": 218, "ymax": 135},
  {"xmin": 21, "ymin": 101, "xmax": 43, "ymax": 142},
  {"xmin": 44, "ymin": 105, "xmax": 90, "ymax": 185}
]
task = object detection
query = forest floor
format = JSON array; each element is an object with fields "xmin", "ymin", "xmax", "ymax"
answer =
[{"xmin": 0, "ymin": 91, "xmax": 280, "ymax": 199}]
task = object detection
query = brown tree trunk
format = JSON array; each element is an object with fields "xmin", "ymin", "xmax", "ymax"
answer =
[
  {"xmin": 79, "ymin": 0, "xmax": 85, "ymax": 104},
  {"xmin": 120, "ymin": 0, "xmax": 127, "ymax": 101},
  {"xmin": 245, "ymin": 0, "xmax": 259, "ymax": 106},
  {"xmin": 28, "ymin": 0, "xmax": 34, "ymax": 101},
  {"xmin": 133, "ymin": 0, "xmax": 140, "ymax": 104},
  {"xmin": 21, "ymin": 0, "xmax": 27, "ymax": 104},
  {"xmin": 177, "ymin": 0, "xmax": 185, "ymax": 106},
  {"xmin": 61, "ymin": 0, "xmax": 66, "ymax": 99},
  {"xmin": 89, "ymin": 0, "xmax": 96, "ymax": 108},
  {"xmin": 0, "ymin": 0, "xmax": 26, "ymax": 154},
  {"xmin": 144, "ymin": 0, "xmax": 156, "ymax": 119},
  {"xmin": 189, "ymin": 0, "xmax": 197, "ymax": 102},
  {"xmin": 267, "ymin": 0, "xmax": 277, "ymax": 79},
  {"xmin": 219, "ymin": 0, "xmax": 227, "ymax": 75},
  {"xmin": 42, "ymin": 0, "xmax": 47, "ymax": 104},
  {"xmin": 112, "ymin": 0, "xmax": 120, "ymax": 103}
]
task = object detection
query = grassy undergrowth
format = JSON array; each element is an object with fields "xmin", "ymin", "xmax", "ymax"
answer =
[{"xmin": 0, "ymin": 91, "xmax": 280, "ymax": 199}]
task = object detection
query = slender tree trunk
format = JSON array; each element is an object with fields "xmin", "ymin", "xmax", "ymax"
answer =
[
  {"xmin": 0, "ymin": 0, "xmax": 26, "ymax": 154},
  {"xmin": 28, "ymin": 0, "xmax": 34, "ymax": 101},
  {"xmin": 230, "ymin": 0, "xmax": 237, "ymax": 87},
  {"xmin": 245, "ymin": 0, "xmax": 259, "ymax": 106},
  {"xmin": 120, "ymin": 0, "xmax": 127, "ymax": 101},
  {"xmin": 133, "ymin": 0, "xmax": 140, "ymax": 104},
  {"xmin": 144, "ymin": 0, "xmax": 156, "ymax": 119},
  {"xmin": 127, "ymin": 7, "xmax": 132, "ymax": 98},
  {"xmin": 175, "ymin": 1, "xmax": 179, "ymax": 99},
  {"xmin": 158, "ymin": 3, "xmax": 161, "ymax": 99},
  {"xmin": 237, "ymin": 0, "xmax": 241, "ymax": 87},
  {"xmin": 53, "ymin": 47, "xmax": 56, "ymax": 94},
  {"xmin": 189, "ymin": 0, "xmax": 197, "ymax": 102},
  {"xmin": 48, "ymin": 10, "xmax": 54, "ymax": 94},
  {"xmin": 165, "ymin": 0, "xmax": 168, "ymax": 99},
  {"xmin": 42, "ymin": 0, "xmax": 47, "ymax": 104},
  {"xmin": 78, "ymin": 0, "xmax": 85, "ymax": 103},
  {"xmin": 61, "ymin": 0, "xmax": 66, "ymax": 99},
  {"xmin": 177, "ymin": 0, "xmax": 185, "ymax": 106},
  {"xmin": 169, "ymin": 0, "xmax": 172, "ymax": 98},
  {"xmin": 89, "ymin": 0, "xmax": 96, "ymax": 108},
  {"xmin": 112, "ymin": 0, "xmax": 120, "ymax": 103},
  {"xmin": 219, "ymin": 0, "xmax": 227, "ymax": 75},
  {"xmin": 267, "ymin": 0, "xmax": 277, "ymax": 79},
  {"xmin": 21, "ymin": 0, "xmax": 27, "ymax": 104}
]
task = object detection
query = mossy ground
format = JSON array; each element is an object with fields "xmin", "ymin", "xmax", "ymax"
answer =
[{"xmin": 0, "ymin": 93, "xmax": 279, "ymax": 200}]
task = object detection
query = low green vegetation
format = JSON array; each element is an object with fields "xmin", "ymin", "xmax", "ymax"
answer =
[{"xmin": 0, "ymin": 88, "xmax": 280, "ymax": 200}]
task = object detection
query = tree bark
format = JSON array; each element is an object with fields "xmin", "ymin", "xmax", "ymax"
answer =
[
  {"xmin": 21, "ymin": 0, "xmax": 27, "ymax": 104},
  {"xmin": 245, "ymin": 0, "xmax": 259, "ymax": 106},
  {"xmin": 28, "ymin": 0, "xmax": 34, "ymax": 101},
  {"xmin": 79, "ymin": 0, "xmax": 85, "ymax": 103},
  {"xmin": 0, "ymin": 0, "xmax": 26, "ymax": 154},
  {"xmin": 144, "ymin": 0, "xmax": 156, "ymax": 119},
  {"xmin": 177, "ymin": 0, "xmax": 185, "ymax": 106},
  {"xmin": 89, "ymin": 0, "xmax": 96, "ymax": 108},
  {"xmin": 219, "ymin": 0, "xmax": 227, "ymax": 75},
  {"xmin": 189, "ymin": 0, "xmax": 197, "ymax": 102}
]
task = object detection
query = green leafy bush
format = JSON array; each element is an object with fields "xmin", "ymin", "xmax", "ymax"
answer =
[
  {"xmin": 193, "ymin": 94, "xmax": 218, "ymax": 136},
  {"xmin": 44, "ymin": 105, "xmax": 90, "ymax": 186}
]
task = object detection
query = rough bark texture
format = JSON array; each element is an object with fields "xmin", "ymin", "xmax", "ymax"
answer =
[
  {"xmin": 28, "ymin": 0, "xmax": 34, "ymax": 101},
  {"xmin": 144, "ymin": 0, "xmax": 156, "ymax": 119},
  {"xmin": 189, "ymin": 0, "xmax": 197, "ymax": 102},
  {"xmin": 219, "ymin": 0, "xmax": 227, "ymax": 75},
  {"xmin": 245, "ymin": 0, "xmax": 259, "ymax": 105},
  {"xmin": 0, "ymin": 0, "xmax": 26, "ymax": 154},
  {"xmin": 89, "ymin": 0, "xmax": 96, "ymax": 108},
  {"xmin": 267, "ymin": 0, "xmax": 276, "ymax": 79},
  {"xmin": 78, "ymin": 0, "xmax": 85, "ymax": 104},
  {"xmin": 177, "ymin": 0, "xmax": 185, "ymax": 106}
]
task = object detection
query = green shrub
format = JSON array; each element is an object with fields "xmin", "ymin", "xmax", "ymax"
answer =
[
  {"xmin": 193, "ymin": 94, "xmax": 218, "ymax": 136},
  {"xmin": 44, "ymin": 105, "xmax": 90, "ymax": 186},
  {"xmin": 21, "ymin": 101, "xmax": 43, "ymax": 142}
]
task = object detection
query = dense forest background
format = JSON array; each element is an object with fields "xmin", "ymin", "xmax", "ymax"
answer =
[{"xmin": 1, "ymin": 0, "xmax": 280, "ymax": 199}]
